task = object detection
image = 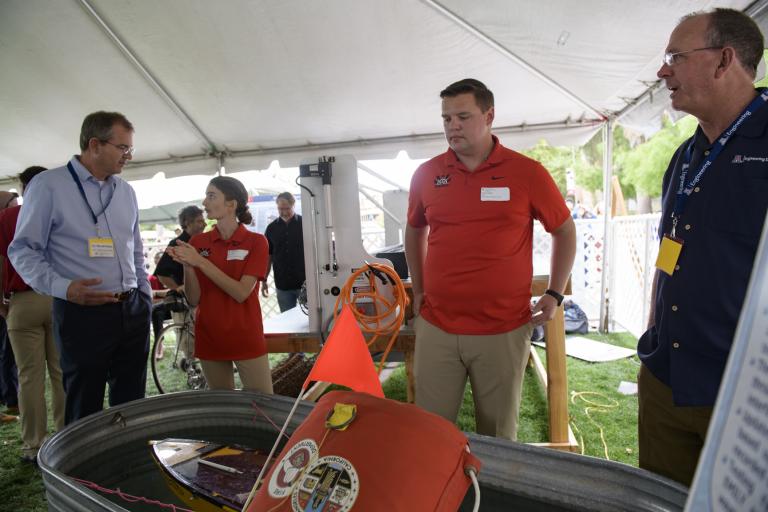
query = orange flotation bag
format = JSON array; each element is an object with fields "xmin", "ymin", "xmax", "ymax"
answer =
[{"xmin": 248, "ymin": 390, "xmax": 481, "ymax": 512}]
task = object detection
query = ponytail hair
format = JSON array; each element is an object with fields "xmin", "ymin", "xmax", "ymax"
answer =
[{"xmin": 208, "ymin": 176, "xmax": 253, "ymax": 224}]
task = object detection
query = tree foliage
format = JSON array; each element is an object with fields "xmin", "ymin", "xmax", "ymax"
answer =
[{"xmin": 621, "ymin": 116, "xmax": 696, "ymax": 196}]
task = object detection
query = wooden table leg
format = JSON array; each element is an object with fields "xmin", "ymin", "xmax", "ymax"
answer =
[
  {"xmin": 543, "ymin": 304, "xmax": 569, "ymax": 445},
  {"xmin": 405, "ymin": 349, "xmax": 415, "ymax": 403}
]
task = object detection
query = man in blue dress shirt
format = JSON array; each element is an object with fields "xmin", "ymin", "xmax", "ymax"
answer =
[
  {"xmin": 9, "ymin": 111, "xmax": 152, "ymax": 424},
  {"xmin": 638, "ymin": 9, "xmax": 767, "ymax": 486}
]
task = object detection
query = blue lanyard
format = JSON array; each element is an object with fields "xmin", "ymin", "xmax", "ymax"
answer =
[
  {"xmin": 66, "ymin": 162, "xmax": 113, "ymax": 225},
  {"xmin": 672, "ymin": 88, "xmax": 768, "ymax": 234}
]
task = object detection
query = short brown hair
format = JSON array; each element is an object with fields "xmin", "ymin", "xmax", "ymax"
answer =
[
  {"xmin": 79, "ymin": 111, "xmax": 134, "ymax": 151},
  {"xmin": 276, "ymin": 191, "xmax": 296, "ymax": 205},
  {"xmin": 18, "ymin": 166, "xmax": 48, "ymax": 190},
  {"xmin": 682, "ymin": 9, "xmax": 764, "ymax": 77},
  {"xmin": 440, "ymin": 79, "xmax": 494, "ymax": 112},
  {"xmin": 178, "ymin": 205, "xmax": 204, "ymax": 230}
]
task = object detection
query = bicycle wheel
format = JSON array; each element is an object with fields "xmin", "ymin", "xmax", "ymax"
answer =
[{"xmin": 151, "ymin": 322, "xmax": 191, "ymax": 394}]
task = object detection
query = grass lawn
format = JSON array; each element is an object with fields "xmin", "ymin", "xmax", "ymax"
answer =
[{"xmin": 0, "ymin": 332, "xmax": 640, "ymax": 511}]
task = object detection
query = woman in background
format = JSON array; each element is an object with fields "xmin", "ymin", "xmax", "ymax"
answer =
[{"xmin": 168, "ymin": 176, "xmax": 272, "ymax": 393}]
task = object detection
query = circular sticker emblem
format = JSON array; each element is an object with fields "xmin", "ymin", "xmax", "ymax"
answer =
[
  {"xmin": 268, "ymin": 439, "xmax": 319, "ymax": 498},
  {"xmin": 291, "ymin": 455, "xmax": 359, "ymax": 512}
]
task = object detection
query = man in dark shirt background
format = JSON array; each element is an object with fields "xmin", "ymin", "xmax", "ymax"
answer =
[
  {"xmin": 262, "ymin": 192, "xmax": 305, "ymax": 312},
  {"xmin": 155, "ymin": 205, "xmax": 205, "ymax": 291}
]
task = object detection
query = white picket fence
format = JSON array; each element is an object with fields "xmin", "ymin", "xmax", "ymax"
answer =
[
  {"xmin": 532, "ymin": 215, "xmax": 661, "ymax": 337},
  {"xmin": 144, "ymin": 215, "xmax": 662, "ymax": 333}
]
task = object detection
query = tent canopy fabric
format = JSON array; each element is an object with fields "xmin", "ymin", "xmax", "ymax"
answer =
[{"xmin": 1, "ymin": 0, "xmax": 764, "ymax": 184}]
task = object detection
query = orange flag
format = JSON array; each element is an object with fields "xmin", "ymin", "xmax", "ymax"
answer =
[{"xmin": 303, "ymin": 305, "xmax": 384, "ymax": 397}]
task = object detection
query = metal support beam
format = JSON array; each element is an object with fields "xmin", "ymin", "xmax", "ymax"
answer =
[
  {"xmin": 422, "ymin": 0, "xmax": 604, "ymax": 120},
  {"xmin": 358, "ymin": 186, "xmax": 403, "ymax": 227},
  {"xmin": 357, "ymin": 162, "xmax": 409, "ymax": 192},
  {"xmin": 121, "ymin": 118, "xmax": 603, "ymax": 173},
  {"xmin": 77, "ymin": 0, "xmax": 219, "ymax": 154},
  {"xmin": 598, "ymin": 119, "xmax": 614, "ymax": 333}
]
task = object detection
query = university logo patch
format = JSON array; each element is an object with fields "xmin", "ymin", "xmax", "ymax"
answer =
[
  {"xmin": 291, "ymin": 455, "xmax": 359, "ymax": 512},
  {"xmin": 434, "ymin": 174, "xmax": 451, "ymax": 187},
  {"xmin": 732, "ymin": 154, "xmax": 768, "ymax": 164},
  {"xmin": 268, "ymin": 439, "xmax": 319, "ymax": 498}
]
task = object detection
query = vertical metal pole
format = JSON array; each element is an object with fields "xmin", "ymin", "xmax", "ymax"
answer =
[
  {"xmin": 641, "ymin": 216, "xmax": 651, "ymax": 331},
  {"xmin": 599, "ymin": 119, "xmax": 614, "ymax": 333}
]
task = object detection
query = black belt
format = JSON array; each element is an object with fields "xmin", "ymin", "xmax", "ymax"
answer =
[{"xmin": 115, "ymin": 288, "xmax": 138, "ymax": 302}]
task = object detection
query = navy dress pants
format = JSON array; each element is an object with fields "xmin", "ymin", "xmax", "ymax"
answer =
[
  {"xmin": 53, "ymin": 290, "xmax": 151, "ymax": 425},
  {"xmin": 0, "ymin": 316, "xmax": 18, "ymax": 407}
]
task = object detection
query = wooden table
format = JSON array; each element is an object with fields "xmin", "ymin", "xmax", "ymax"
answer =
[{"xmin": 265, "ymin": 275, "xmax": 578, "ymax": 452}]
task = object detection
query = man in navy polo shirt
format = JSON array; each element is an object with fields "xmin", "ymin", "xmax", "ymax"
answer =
[{"xmin": 638, "ymin": 8, "xmax": 768, "ymax": 486}]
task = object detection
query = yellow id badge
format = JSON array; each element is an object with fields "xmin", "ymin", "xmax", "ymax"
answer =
[
  {"xmin": 655, "ymin": 235, "xmax": 683, "ymax": 275},
  {"xmin": 88, "ymin": 237, "xmax": 115, "ymax": 258}
]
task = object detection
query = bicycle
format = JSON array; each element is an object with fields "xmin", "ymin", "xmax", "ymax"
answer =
[{"xmin": 151, "ymin": 291, "xmax": 206, "ymax": 394}]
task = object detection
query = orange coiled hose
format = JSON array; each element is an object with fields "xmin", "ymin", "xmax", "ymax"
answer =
[{"xmin": 332, "ymin": 262, "xmax": 408, "ymax": 373}]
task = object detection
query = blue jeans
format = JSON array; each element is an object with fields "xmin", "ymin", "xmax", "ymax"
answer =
[{"xmin": 276, "ymin": 288, "xmax": 301, "ymax": 313}]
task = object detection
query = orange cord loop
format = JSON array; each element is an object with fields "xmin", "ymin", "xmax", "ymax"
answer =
[{"xmin": 332, "ymin": 263, "xmax": 408, "ymax": 373}]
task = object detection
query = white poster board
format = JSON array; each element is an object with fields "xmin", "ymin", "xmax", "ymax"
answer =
[{"xmin": 685, "ymin": 212, "xmax": 768, "ymax": 511}]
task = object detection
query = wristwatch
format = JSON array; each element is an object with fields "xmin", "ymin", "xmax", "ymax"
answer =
[{"xmin": 544, "ymin": 289, "xmax": 564, "ymax": 306}]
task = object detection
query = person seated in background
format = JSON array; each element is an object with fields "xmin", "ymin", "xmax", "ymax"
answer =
[
  {"xmin": 167, "ymin": 176, "xmax": 272, "ymax": 393},
  {"xmin": 154, "ymin": 205, "xmax": 205, "ymax": 361},
  {"xmin": 155, "ymin": 206, "xmax": 206, "ymax": 292},
  {"xmin": 148, "ymin": 252, "xmax": 170, "ymax": 359}
]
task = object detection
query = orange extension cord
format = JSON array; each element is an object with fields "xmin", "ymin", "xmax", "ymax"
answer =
[{"xmin": 332, "ymin": 262, "xmax": 408, "ymax": 373}]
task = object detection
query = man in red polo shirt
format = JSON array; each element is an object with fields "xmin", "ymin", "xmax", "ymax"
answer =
[
  {"xmin": 0, "ymin": 166, "xmax": 65, "ymax": 463},
  {"xmin": 405, "ymin": 79, "xmax": 576, "ymax": 440}
]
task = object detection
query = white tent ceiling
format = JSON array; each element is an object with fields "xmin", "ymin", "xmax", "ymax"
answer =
[{"xmin": 1, "ymin": 0, "xmax": 765, "ymax": 185}]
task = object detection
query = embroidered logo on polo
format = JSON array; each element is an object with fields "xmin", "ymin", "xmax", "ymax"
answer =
[
  {"xmin": 732, "ymin": 155, "xmax": 768, "ymax": 164},
  {"xmin": 434, "ymin": 174, "xmax": 451, "ymax": 187},
  {"xmin": 198, "ymin": 248, "xmax": 210, "ymax": 257},
  {"xmin": 291, "ymin": 455, "xmax": 359, "ymax": 512}
]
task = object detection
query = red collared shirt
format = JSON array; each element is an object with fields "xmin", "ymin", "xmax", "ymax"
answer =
[
  {"xmin": 407, "ymin": 136, "xmax": 570, "ymax": 334},
  {"xmin": 190, "ymin": 224, "xmax": 269, "ymax": 360},
  {"xmin": 0, "ymin": 205, "xmax": 31, "ymax": 297}
]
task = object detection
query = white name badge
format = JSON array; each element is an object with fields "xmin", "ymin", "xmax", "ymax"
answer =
[
  {"xmin": 481, "ymin": 187, "xmax": 510, "ymax": 201},
  {"xmin": 88, "ymin": 237, "xmax": 115, "ymax": 258},
  {"xmin": 227, "ymin": 249, "xmax": 249, "ymax": 261}
]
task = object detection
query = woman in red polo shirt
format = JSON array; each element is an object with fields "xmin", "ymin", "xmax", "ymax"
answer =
[{"xmin": 168, "ymin": 176, "xmax": 272, "ymax": 393}]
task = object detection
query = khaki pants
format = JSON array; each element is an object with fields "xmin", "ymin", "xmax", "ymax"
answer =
[
  {"xmin": 7, "ymin": 291, "xmax": 65, "ymax": 455},
  {"xmin": 413, "ymin": 316, "xmax": 532, "ymax": 440},
  {"xmin": 200, "ymin": 355, "xmax": 273, "ymax": 393},
  {"xmin": 638, "ymin": 364, "xmax": 712, "ymax": 486}
]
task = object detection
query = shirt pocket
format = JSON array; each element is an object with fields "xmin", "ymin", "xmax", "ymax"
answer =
[{"xmin": 706, "ymin": 164, "xmax": 768, "ymax": 240}]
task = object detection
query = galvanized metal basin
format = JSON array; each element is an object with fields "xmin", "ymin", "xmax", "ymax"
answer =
[{"xmin": 38, "ymin": 391, "xmax": 687, "ymax": 511}]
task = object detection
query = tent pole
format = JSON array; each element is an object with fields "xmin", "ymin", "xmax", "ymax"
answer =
[
  {"xmin": 357, "ymin": 162, "xmax": 409, "ymax": 192},
  {"xmin": 359, "ymin": 186, "xmax": 403, "ymax": 227},
  {"xmin": 77, "ymin": 0, "xmax": 218, "ymax": 154},
  {"xmin": 599, "ymin": 119, "xmax": 614, "ymax": 333}
]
